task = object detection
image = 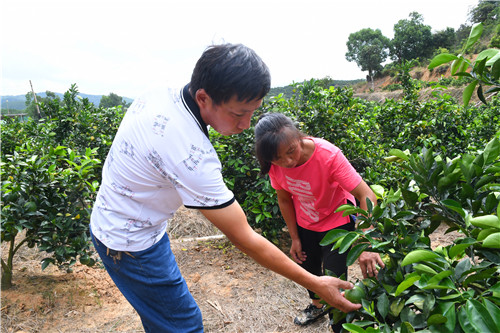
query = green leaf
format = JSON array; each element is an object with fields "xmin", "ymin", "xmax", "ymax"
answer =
[
  {"xmin": 400, "ymin": 321, "xmax": 415, "ymax": 333},
  {"xmin": 428, "ymin": 53, "xmax": 459, "ymax": 69},
  {"xmin": 377, "ymin": 292, "xmax": 389, "ymax": 320},
  {"xmin": 342, "ymin": 323, "xmax": 366, "ymax": 333},
  {"xmin": 405, "ymin": 294, "xmax": 426, "ymax": 310},
  {"xmin": 454, "ymin": 258, "xmax": 471, "ymax": 281},
  {"xmin": 483, "ymin": 299, "xmax": 500, "ymax": 329},
  {"xmin": 387, "ymin": 149, "xmax": 410, "ymax": 162},
  {"xmin": 464, "ymin": 268, "xmax": 498, "ymax": 287},
  {"xmin": 395, "ymin": 274, "xmax": 420, "ymax": 296},
  {"xmin": 41, "ymin": 258, "xmax": 52, "ymax": 270},
  {"xmin": 491, "ymin": 282, "xmax": 500, "ymax": 293},
  {"xmin": 483, "ymin": 137, "xmax": 500, "ymax": 165},
  {"xmin": 474, "ymin": 57, "xmax": 488, "ymax": 76},
  {"xmin": 414, "ymin": 264, "xmax": 437, "ymax": 276},
  {"xmin": 477, "ymin": 48, "xmax": 500, "ymax": 63},
  {"xmin": 482, "ymin": 232, "xmax": 500, "ymax": 248},
  {"xmin": 464, "ymin": 23, "xmax": 483, "ymax": 52},
  {"xmin": 477, "ymin": 228, "xmax": 498, "ymax": 241},
  {"xmin": 449, "ymin": 240, "xmax": 476, "ymax": 259},
  {"xmin": 491, "ymin": 55, "xmax": 500, "ymax": 80},
  {"xmin": 320, "ymin": 229, "xmax": 350, "ymax": 246},
  {"xmin": 401, "ymin": 189, "xmax": 418, "ymax": 208},
  {"xmin": 401, "ymin": 250, "xmax": 440, "ymax": 266},
  {"xmin": 430, "ymin": 302, "xmax": 456, "ymax": 333},
  {"xmin": 426, "ymin": 271, "xmax": 452, "ymax": 286},
  {"xmin": 335, "ymin": 204, "xmax": 366, "ymax": 216},
  {"xmin": 390, "ymin": 298, "xmax": 405, "ymax": 317},
  {"xmin": 370, "ymin": 184, "xmax": 385, "ymax": 199},
  {"xmin": 346, "ymin": 243, "xmax": 370, "ymax": 266},
  {"xmin": 466, "ymin": 299, "xmax": 499, "ymax": 333},
  {"xmin": 451, "ymin": 57, "xmax": 465, "ymax": 75},
  {"xmin": 339, "ymin": 233, "xmax": 360, "ymax": 254},
  {"xmin": 470, "ymin": 215, "xmax": 500, "ymax": 229},
  {"xmin": 458, "ymin": 305, "xmax": 478, "ymax": 333},
  {"xmin": 427, "ymin": 314, "xmax": 447, "ymax": 325},
  {"xmin": 477, "ymin": 84, "xmax": 487, "ymax": 105},
  {"xmin": 463, "ymin": 80, "xmax": 478, "ymax": 106},
  {"xmin": 441, "ymin": 199, "xmax": 466, "ymax": 218}
]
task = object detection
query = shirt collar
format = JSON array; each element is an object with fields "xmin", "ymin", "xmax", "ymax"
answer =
[{"xmin": 181, "ymin": 84, "xmax": 209, "ymax": 138}]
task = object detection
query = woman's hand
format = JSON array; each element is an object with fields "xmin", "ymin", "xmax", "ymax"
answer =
[
  {"xmin": 290, "ymin": 239, "xmax": 307, "ymax": 264},
  {"xmin": 358, "ymin": 251, "xmax": 384, "ymax": 278}
]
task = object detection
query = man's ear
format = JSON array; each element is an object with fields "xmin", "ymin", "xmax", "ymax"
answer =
[{"xmin": 195, "ymin": 89, "xmax": 211, "ymax": 108}]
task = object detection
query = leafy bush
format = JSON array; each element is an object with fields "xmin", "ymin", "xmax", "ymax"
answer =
[
  {"xmin": 1, "ymin": 145, "xmax": 100, "ymax": 289},
  {"xmin": 0, "ymin": 84, "xmax": 124, "ymax": 289},
  {"xmin": 325, "ymin": 135, "xmax": 500, "ymax": 332},
  {"xmin": 213, "ymin": 74, "xmax": 499, "ymax": 242}
]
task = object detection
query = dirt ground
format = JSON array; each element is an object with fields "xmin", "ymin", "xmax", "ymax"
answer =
[{"xmin": 1, "ymin": 208, "xmax": 459, "ymax": 333}]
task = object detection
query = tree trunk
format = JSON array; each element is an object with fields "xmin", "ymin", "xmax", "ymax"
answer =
[{"xmin": 1, "ymin": 238, "xmax": 15, "ymax": 290}]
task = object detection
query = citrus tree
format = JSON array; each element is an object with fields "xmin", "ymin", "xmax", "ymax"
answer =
[
  {"xmin": 324, "ymin": 135, "xmax": 500, "ymax": 332},
  {"xmin": 0, "ymin": 85, "xmax": 124, "ymax": 290}
]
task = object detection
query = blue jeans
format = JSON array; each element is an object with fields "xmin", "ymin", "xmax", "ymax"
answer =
[{"xmin": 91, "ymin": 229, "xmax": 203, "ymax": 333}]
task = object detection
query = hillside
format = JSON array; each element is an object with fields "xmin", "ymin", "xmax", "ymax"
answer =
[
  {"xmin": 352, "ymin": 64, "xmax": 479, "ymax": 104},
  {"xmin": 1, "ymin": 93, "xmax": 133, "ymax": 112}
]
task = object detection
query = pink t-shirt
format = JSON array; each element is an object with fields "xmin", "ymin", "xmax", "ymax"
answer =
[{"xmin": 269, "ymin": 137, "xmax": 362, "ymax": 232}]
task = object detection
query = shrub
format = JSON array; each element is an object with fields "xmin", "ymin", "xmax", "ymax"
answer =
[
  {"xmin": 325, "ymin": 135, "xmax": 500, "ymax": 332},
  {"xmin": 0, "ymin": 84, "xmax": 124, "ymax": 289}
]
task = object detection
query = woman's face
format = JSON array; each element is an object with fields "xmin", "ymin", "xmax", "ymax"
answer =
[{"xmin": 271, "ymin": 133, "xmax": 303, "ymax": 169}]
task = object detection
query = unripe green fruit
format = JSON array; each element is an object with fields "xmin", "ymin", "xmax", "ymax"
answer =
[{"xmin": 344, "ymin": 285, "xmax": 366, "ymax": 304}]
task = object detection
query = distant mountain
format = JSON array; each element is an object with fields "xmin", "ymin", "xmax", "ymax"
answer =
[{"xmin": 1, "ymin": 93, "xmax": 133, "ymax": 111}]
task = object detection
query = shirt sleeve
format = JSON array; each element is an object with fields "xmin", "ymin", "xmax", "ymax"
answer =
[
  {"xmin": 327, "ymin": 148, "xmax": 362, "ymax": 192},
  {"xmin": 170, "ymin": 144, "xmax": 235, "ymax": 210},
  {"xmin": 268, "ymin": 166, "xmax": 284, "ymax": 190}
]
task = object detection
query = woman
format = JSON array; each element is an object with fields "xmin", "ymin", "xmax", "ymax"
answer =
[{"xmin": 254, "ymin": 113, "xmax": 383, "ymax": 332}]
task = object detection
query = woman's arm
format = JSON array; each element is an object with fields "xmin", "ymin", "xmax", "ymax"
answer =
[
  {"xmin": 276, "ymin": 189, "xmax": 306, "ymax": 264},
  {"xmin": 350, "ymin": 180, "xmax": 385, "ymax": 278}
]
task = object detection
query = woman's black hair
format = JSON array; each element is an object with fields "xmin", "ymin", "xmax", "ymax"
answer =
[
  {"xmin": 190, "ymin": 43, "xmax": 271, "ymax": 105},
  {"xmin": 254, "ymin": 113, "xmax": 304, "ymax": 175}
]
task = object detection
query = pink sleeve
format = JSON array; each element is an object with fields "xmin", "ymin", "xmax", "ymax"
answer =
[
  {"xmin": 328, "ymin": 150, "xmax": 362, "ymax": 192},
  {"xmin": 268, "ymin": 166, "xmax": 284, "ymax": 190}
]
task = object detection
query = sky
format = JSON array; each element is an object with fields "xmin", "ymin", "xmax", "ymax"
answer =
[{"xmin": 1, "ymin": 0, "xmax": 480, "ymax": 99}]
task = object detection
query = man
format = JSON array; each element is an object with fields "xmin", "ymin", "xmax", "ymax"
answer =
[{"xmin": 90, "ymin": 43, "xmax": 362, "ymax": 332}]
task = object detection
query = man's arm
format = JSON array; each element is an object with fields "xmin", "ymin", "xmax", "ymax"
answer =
[{"xmin": 199, "ymin": 201, "xmax": 361, "ymax": 313}]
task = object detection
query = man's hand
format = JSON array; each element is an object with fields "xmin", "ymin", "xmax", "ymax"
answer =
[
  {"xmin": 315, "ymin": 276, "xmax": 362, "ymax": 313},
  {"xmin": 358, "ymin": 252, "xmax": 384, "ymax": 278}
]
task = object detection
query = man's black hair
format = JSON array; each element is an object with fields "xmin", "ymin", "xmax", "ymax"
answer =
[{"xmin": 190, "ymin": 43, "xmax": 271, "ymax": 105}]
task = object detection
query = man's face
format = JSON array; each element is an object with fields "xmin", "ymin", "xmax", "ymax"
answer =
[{"xmin": 198, "ymin": 92, "xmax": 263, "ymax": 136}]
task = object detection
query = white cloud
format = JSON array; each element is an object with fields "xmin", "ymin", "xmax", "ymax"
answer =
[{"xmin": 1, "ymin": 0, "xmax": 479, "ymax": 97}]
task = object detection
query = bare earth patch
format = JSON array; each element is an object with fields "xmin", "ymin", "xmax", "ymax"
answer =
[{"xmin": 1, "ymin": 208, "xmax": 459, "ymax": 333}]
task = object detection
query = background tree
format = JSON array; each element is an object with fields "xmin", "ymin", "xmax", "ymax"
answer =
[
  {"xmin": 431, "ymin": 27, "xmax": 456, "ymax": 52},
  {"xmin": 346, "ymin": 28, "xmax": 391, "ymax": 89},
  {"xmin": 468, "ymin": 0, "xmax": 499, "ymax": 25},
  {"xmin": 25, "ymin": 91, "xmax": 59, "ymax": 120},
  {"xmin": 455, "ymin": 24, "xmax": 473, "ymax": 49},
  {"xmin": 99, "ymin": 92, "xmax": 130, "ymax": 109},
  {"xmin": 391, "ymin": 12, "xmax": 433, "ymax": 62}
]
